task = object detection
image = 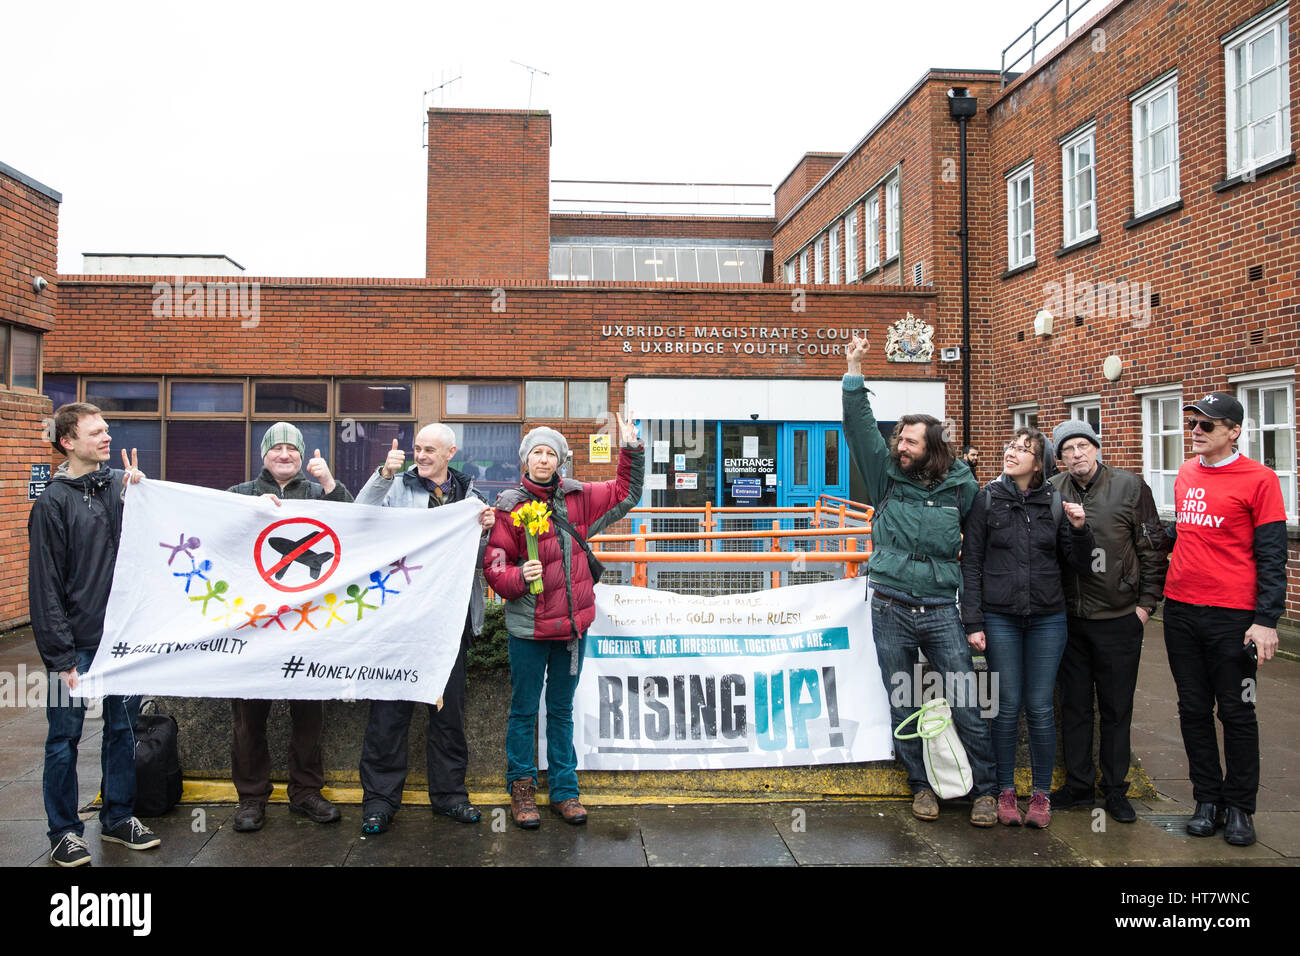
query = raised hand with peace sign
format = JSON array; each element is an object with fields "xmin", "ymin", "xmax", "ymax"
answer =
[
  {"xmin": 616, "ymin": 409, "xmax": 640, "ymax": 446},
  {"xmin": 119, "ymin": 447, "xmax": 146, "ymax": 499}
]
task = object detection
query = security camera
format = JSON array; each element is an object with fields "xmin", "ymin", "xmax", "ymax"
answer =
[
  {"xmin": 749, "ymin": 413, "xmax": 759, "ymax": 421},
  {"xmin": 32, "ymin": 276, "xmax": 48, "ymax": 294}
]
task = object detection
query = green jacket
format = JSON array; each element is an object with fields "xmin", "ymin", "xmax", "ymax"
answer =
[{"xmin": 841, "ymin": 376, "xmax": 977, "ymax": 600}]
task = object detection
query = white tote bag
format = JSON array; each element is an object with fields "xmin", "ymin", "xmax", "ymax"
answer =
[{"xmin": 893, "ymin": 698, "xmax": 973, "ymax": 799}]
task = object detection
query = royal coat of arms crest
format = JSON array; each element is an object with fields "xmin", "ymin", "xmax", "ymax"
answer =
[{"xmin": 884, "ymin": 313, "xmax": 934, "ymax": 363}]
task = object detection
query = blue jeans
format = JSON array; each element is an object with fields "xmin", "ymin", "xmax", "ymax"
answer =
[
  {"xmin": 870, "ymin": 596, "xmax": 997, "ymax": 797},
  {"xmin": 506, "ymin": 636, "xmax": 584, "ymax": 801},
  {"xmin": 982, "ymin": 611, "xmax": 1068, "ymax": 792},
  {"xmin": 43, "ymin": 648, "xmax": 141, "ymax": 844}
]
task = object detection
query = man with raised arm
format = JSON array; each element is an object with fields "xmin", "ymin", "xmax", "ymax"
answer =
[
  {"xmin": 29, "ymin": 403, "xmax": 159, "ymax": 866},
  {"xmin": 354, "ymin": 425, "xmax": 496, "ymax": 836},
  {"xmin": 840, "ymin": 335, "xmax": 998, "ymax": 826}
]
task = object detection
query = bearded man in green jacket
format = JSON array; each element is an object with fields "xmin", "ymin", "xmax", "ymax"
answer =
[{"xmin": 841, "ymin": 334, "xmax": 998, "ymax": 826}]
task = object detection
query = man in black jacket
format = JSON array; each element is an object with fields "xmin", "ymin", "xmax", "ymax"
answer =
[
  {"xmin": 29, "ymin": 403, "xmax": 160, "ymax": 866},
  {"xmin": 1048, "ymin": 420, "xmax": 1167, "ymax": 823},
  {"xmin": 226, "ymin": 421, "xmax": 352, "ymax": 832}
]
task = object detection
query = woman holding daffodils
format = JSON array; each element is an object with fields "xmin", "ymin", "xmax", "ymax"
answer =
[{"xmin": 484, "ymin": 414, "xmax": 643, "ymax": 829}]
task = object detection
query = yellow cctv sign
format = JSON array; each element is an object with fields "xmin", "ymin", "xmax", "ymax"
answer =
[{"xmin": 589, "ymin": 434, "xmax": 611, "ymax": 463}]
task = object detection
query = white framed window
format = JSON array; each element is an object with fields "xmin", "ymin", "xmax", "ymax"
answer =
[
  {"xmin": 1141, "ymin": 388, "xmax": 1183, "ymax": 513},
  {"xmin": 783, "ymin": 259, "xmax": 796, "ymax": 284},
  {"xmin": 1005, "ymin": 161, "xmax": 1035, "ymax": 268},
  {"xmin": 1062, "ymin": 123, "xmax": 1098, "ymax": 246},
  {"xmin": 865, "ymin": 196, "xmax": 880, "ymax": 271},
  {"xmin": 800, "ymin": 248, "xmax": 809, "ymax": 284},
  {"xmin": 1224, "ymin": 5, "xmax": 1291, "ymax": 177},
  {"xmin": 1235, "ymin": 372, "xmax": 1297, "ymax": 520},
  {"xmin": 885, "ymin": 175, "xmax": 900, "ymax": 261},
  {"xmin": 1131, "ymin": 72, "xmax": 1180, "ymax": 215},
  {"xmin": 844, "ymin": 208, "xmax": 858, "ymax": 282},
  {"xmin": 814, "ymin": 237, "xmax": 825, "ymax": 284},
  {"xmin": 829, "ymin": 224, "xmax": 841, "ymax": 284},
  {"xmin": 1068, "ymin": 396, "xmax": 1101, "ymax": 439},
  {"xmin": 1010, "ymin": 403, "xmax": 1039, "ymax": 431}
]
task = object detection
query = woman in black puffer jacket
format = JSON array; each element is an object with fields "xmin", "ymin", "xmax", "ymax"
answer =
[{"xmin": 961, "ymin": 427, "xmax": 1094, "ymax": 829}]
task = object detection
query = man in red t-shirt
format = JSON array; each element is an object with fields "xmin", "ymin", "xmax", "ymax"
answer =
[{"xmin": 1163, "ymin": 392, "xmax": 1288, "ymax": 847}]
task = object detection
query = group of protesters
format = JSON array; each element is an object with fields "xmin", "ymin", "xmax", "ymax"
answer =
[
  {"xmin": 28, "ymin": 337, "xmax": 1288, "ymax": 865},
  {"xmin": 842, "ymin": 333, "xmax": 1287, "ymax": 845},
  {"xmin": 29, "ymin": 401, "xmax": 643, "ymax": 866}
]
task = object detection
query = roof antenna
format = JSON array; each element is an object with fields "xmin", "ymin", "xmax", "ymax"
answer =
[
  {"xmin": 510, "ymin": 60, "xmax": 550, "ymax": 124},
  {"xmin": 422, "ymin": 71, "xmax": 462, "ymax": 147}
]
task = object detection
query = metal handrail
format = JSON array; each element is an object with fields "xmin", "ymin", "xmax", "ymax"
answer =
[{"xmin": 1001, "ymin": 0, "xmax": 1095, "ymax": 88}]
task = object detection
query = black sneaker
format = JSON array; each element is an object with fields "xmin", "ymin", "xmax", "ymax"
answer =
[
  {"xmin": 361, "ymin": 812, "xmax": 392, "ymax": 836},
  {"xmin": 50, "ymin": 832, "xmax": 91, "ymax": 867},
  {"xmin": 1105, "ymin": 792, "xmax": 1137, "ymax": 823},
  {"xmin": 101, "ymin": 817, "xmax": 161, "ymax": 851},
  {"xmin": 1049, "ymin": 787, "xmax": 1095, "ymax": 810},
  {"xmin": 436, "ymin": 801, "xmax": 482, "ymax": 824}
]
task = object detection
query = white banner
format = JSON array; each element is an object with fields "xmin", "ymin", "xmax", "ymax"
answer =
[
  {"xmin": 557, "ymin": 577, "xmax": 893, "ymax": 770},
  {"xmin": 79, "ymin": 479, "xmax": 482, "ymax": 705}
]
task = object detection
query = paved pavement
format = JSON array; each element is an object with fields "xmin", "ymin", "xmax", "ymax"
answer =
[{"xmin": 3, "ymin": 621, "xmax": 1298, "ymax": 867}]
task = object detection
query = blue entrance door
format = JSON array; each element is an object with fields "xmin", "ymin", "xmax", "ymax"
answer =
[{"xmin": 781, "ymin": 423, "xmax": 848, "ymax": 507}]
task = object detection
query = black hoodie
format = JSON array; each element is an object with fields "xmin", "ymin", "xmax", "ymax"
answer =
[{"xmin": 27, "ymin": 462, "xmax": 126, "ymax": 672}]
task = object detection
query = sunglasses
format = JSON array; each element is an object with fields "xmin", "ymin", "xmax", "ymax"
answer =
[{"xmin": 1185, "ymin": 418, "xmax": 1222, "ymax": 433}]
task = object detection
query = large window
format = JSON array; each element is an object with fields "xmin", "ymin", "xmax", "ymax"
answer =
[
  {"xmin": 1010, "ymin": 403, "xmax": 1039, "ymax": 431},
  {"xmin": 844, "ymin": 207, "xmax": 858, "ymax": 282},
  {"xmin": 1069, "ymin": 397, "xmax": 1101, "ymax": 440},
  {"xmin": 1062, "ymin": 123, "xmax": 1098, "ymax": 246},
  {"xmin": 1, "ymin": 323, "xmax": 41, "ymax": 391},
  {"xmin": 525, "ymin": 380, "xmax": 608, "ymax": 419},
  {"xmin": 1224, "ymin": 5, "xmax": 1291, "ymax": 177},
  {"xmin": 1131, "ymin": 72, "xmax": 1180, "ymax": 215},
  {"xmin": 1142, "ymin": 389, "xmax": 1183, "ymax": 512},
  {"xmin": 814, "ymin": 237, "xmax": 825, "ymax": 284},
  {"xmin": 865, "ymin": 196, "xmax": 880, "ymax": 271},
  {"xmin": 1006, "ymin": 161, "xmax": 1035, "ymax": 268},
  {"xmin": 829, "ymin": 224, "xmax": 841, "ymax": 284},
  {"xmin": 885, "ymin": 175, "xmax": 900, "ymax": 261},
  {"xmin": 1235, "ymin": 373, "xmax": 1296, "ymax": 520},
  {"xmin": 548, "ymin": 243, "xmax": 766, "ymax": 282}
]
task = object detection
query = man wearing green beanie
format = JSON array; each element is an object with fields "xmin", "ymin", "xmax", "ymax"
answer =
[{"xmin": 226, "ymin": 422, "xmax": 353, "ymax": 832}]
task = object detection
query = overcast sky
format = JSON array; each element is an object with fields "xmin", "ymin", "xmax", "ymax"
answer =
[{"xmin": 3, "ymin": 0, "xmax": 1068, "ymax": 277}]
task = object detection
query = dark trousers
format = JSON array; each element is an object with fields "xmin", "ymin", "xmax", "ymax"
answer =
[
  {"xmin": 231, "ymin": 698, "xmax": 325, "ymax": 804},
  {"xmin": 360, "ymin": 625, "xmax": 471, "ymax": 816},
  {"xmin": 1163, "ymin": 599, "xmax": 1260, "ymax": 813},
  {"xmin": 1056, "ymin": 613, "xmax": 1143, "ymax": 797}
]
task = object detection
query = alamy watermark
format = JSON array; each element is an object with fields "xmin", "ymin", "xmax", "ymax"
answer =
[
  {"xmin": 1042, "ymin": 271, "xmax": 1153, "ymax": 329},
  {"xmin": 152, "ymin": 276, "xmax": 261, "ymax": 328}
]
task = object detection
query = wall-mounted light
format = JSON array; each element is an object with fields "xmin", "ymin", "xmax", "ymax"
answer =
[{"xmin": 1103, "ymin": 355, "xmax": 1123, "ymax": 381}]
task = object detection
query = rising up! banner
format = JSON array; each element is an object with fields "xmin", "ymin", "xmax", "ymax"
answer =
[{"xmin": 549, "ymin": 577, "xmax": 894, "ymax": 770}]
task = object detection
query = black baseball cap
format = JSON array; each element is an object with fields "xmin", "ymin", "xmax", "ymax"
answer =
[{"xmin": 1183, "ymin": 392, "xmax": 1243, "ymax": 425}]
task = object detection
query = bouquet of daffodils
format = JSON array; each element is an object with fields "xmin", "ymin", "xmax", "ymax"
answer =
[{"xmin": 512, "ymin": 500, "xmax": 552, "ymax": 595}]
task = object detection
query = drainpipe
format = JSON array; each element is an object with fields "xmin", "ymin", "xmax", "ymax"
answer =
[{"xmin": 947, "ymin": 86, "xmax": 978, "ymax": 449}]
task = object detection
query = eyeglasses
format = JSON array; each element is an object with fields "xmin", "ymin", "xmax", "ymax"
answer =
[
  {"xmin": 1185, "ymin": 418, "xmax": 1220, "ymax": 433},
  {"xmin": 1003, "ymin": 443, "xmax": 1035, "ymax": 455},
  {"xmin": 1060, "ymin": 442, "xmax": 1095, "ymax": 456}
]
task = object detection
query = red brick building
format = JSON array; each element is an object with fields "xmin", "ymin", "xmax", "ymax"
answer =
[
  {"xmin": 4, "ymin": 0, "xmax": 1297, "ymax": 627},
  {"xmin": 0, "ymin": 162, "xmax": 59, "ymax": 629}
]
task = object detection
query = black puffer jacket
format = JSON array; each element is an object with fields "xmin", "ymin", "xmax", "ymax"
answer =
[
  {"xmin": 960, "ymin": 474, "xmax": 1096, "ymax": 632},
  {"xmin": 28, "ymin": 463, "xmax": 127, "ymax": 672}
]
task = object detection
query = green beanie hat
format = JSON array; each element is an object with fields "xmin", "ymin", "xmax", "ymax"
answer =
[{"xmin": 261, "ymin": 422, "xmax": 306, "ymax": 460}]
